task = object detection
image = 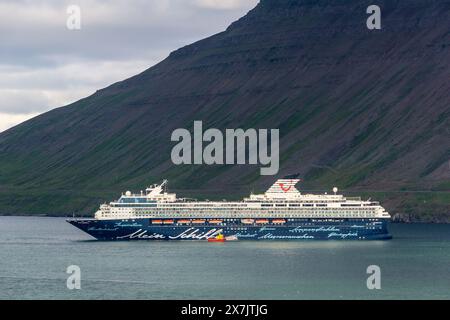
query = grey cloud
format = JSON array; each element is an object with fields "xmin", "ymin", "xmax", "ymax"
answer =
[
  {"xmin": 0, "ymin": 0, "xmax": 258, "ymax": 68},
  {"xmin": 0, "ymin": 0, "xmax": 258, "ymax": 130},
  {"xmin": 0, "ymin": 90, "xmax": 53, "ymax": 114}
]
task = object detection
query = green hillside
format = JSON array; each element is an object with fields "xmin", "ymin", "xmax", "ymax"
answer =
[{"xmin": 0, "ymin": 0, "xmax": 449, "ymax": 221}]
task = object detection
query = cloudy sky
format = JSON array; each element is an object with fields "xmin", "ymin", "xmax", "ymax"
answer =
[{"xmin": 0, "ymin": 0, "xmax": 258, "ymax": 132}]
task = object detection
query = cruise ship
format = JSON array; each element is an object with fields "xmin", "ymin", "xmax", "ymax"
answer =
[{"xmin": 67, "ymin": 179, "xmax": 392, "ymax": 240}]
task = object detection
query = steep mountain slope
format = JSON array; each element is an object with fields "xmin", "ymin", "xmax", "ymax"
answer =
[{"xmin": 0, "ymin": 0, "xmax": 449, "ymax": 220}]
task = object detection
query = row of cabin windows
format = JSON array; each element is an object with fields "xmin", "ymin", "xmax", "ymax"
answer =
[
  {"xmin": 127, "ymin": 207, "xmax": 375, "ymax": 212},
  {"xmin": 113, "ymin": 214, "xmax": 376, "ymax": 219},
  {"xmin": 112, "ymin": 202, "xmax": 372, "ymax": 208},
  {"xmin": 109, "ymin": 210, "xmax": 376, "ymax": 218}
]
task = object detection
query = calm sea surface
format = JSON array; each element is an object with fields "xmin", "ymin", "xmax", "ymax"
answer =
[{"xmin": 0, "ymin": 216, "xmax": 448, "ymax": 300}]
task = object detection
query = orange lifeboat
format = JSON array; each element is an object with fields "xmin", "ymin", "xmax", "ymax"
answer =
[
  {"xmin": 208, "ymin": 219, "xmax": 223, "ymax": 224},
  {"xmin": 241, "ymin": 219, "xmax": 254, "ymax": 224},
  {"xmin": 208, "ymin": 234, "xmax": 225, "ymax": 242},
  {"xmin": 152, "ymin": 220, "xmax": 163, "ymax": 224},
  {"xmin": 256, "ymin": 219, "xmax": 269, "ymax": 224},
  {"xmin": 163, "ymin": 219, "xmax": 174, "ymax": 224},
  {"xmin": 192, "ymin": 219, "xmax": 206, "ymax": 224},
  {"xmin": 272, "ymin": 219, "xmax": 286, "ymax": 224},
  {"xmin": 177, "ymin": 219, "xmax": 191, "ymax": 224}
]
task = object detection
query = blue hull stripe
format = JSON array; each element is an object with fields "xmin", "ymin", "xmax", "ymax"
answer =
[{"xmin": 68, "ymin": 218, "xmax": 392, "ymax": 241}]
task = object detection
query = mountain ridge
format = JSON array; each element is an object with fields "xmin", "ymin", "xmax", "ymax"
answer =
[{"xmin": 0, "ymin": 0, "xmax": 449, "ymax": 221}]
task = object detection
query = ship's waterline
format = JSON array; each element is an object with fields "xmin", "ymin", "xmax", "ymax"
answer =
[{"xmin": 67, "ymin": 178, "xmax": 392, "ymax": 241}]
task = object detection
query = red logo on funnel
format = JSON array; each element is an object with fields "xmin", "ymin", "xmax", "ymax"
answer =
[{"xmin": 279, "ymin": 183, "xmax": 292, "ymax": 192}]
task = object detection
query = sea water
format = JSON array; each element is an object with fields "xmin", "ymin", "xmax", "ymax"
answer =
[{"xmin": 0, "ymin": 216, "xmax": 448, "ymax": 299}]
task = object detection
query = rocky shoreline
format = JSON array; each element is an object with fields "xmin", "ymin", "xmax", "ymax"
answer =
[{"xmin": 391, "ymin": 212, "xmax": 450, "ymax": 224}]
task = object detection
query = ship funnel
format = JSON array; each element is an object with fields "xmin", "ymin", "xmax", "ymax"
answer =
[{"xmin": 265, "ymin": 179, "xmax": 301, "ymax": 197}]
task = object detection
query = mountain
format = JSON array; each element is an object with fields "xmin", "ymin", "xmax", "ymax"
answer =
[{"xmin": 0, "ymin": 0, "xmax": 449, "ymax": 221}]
